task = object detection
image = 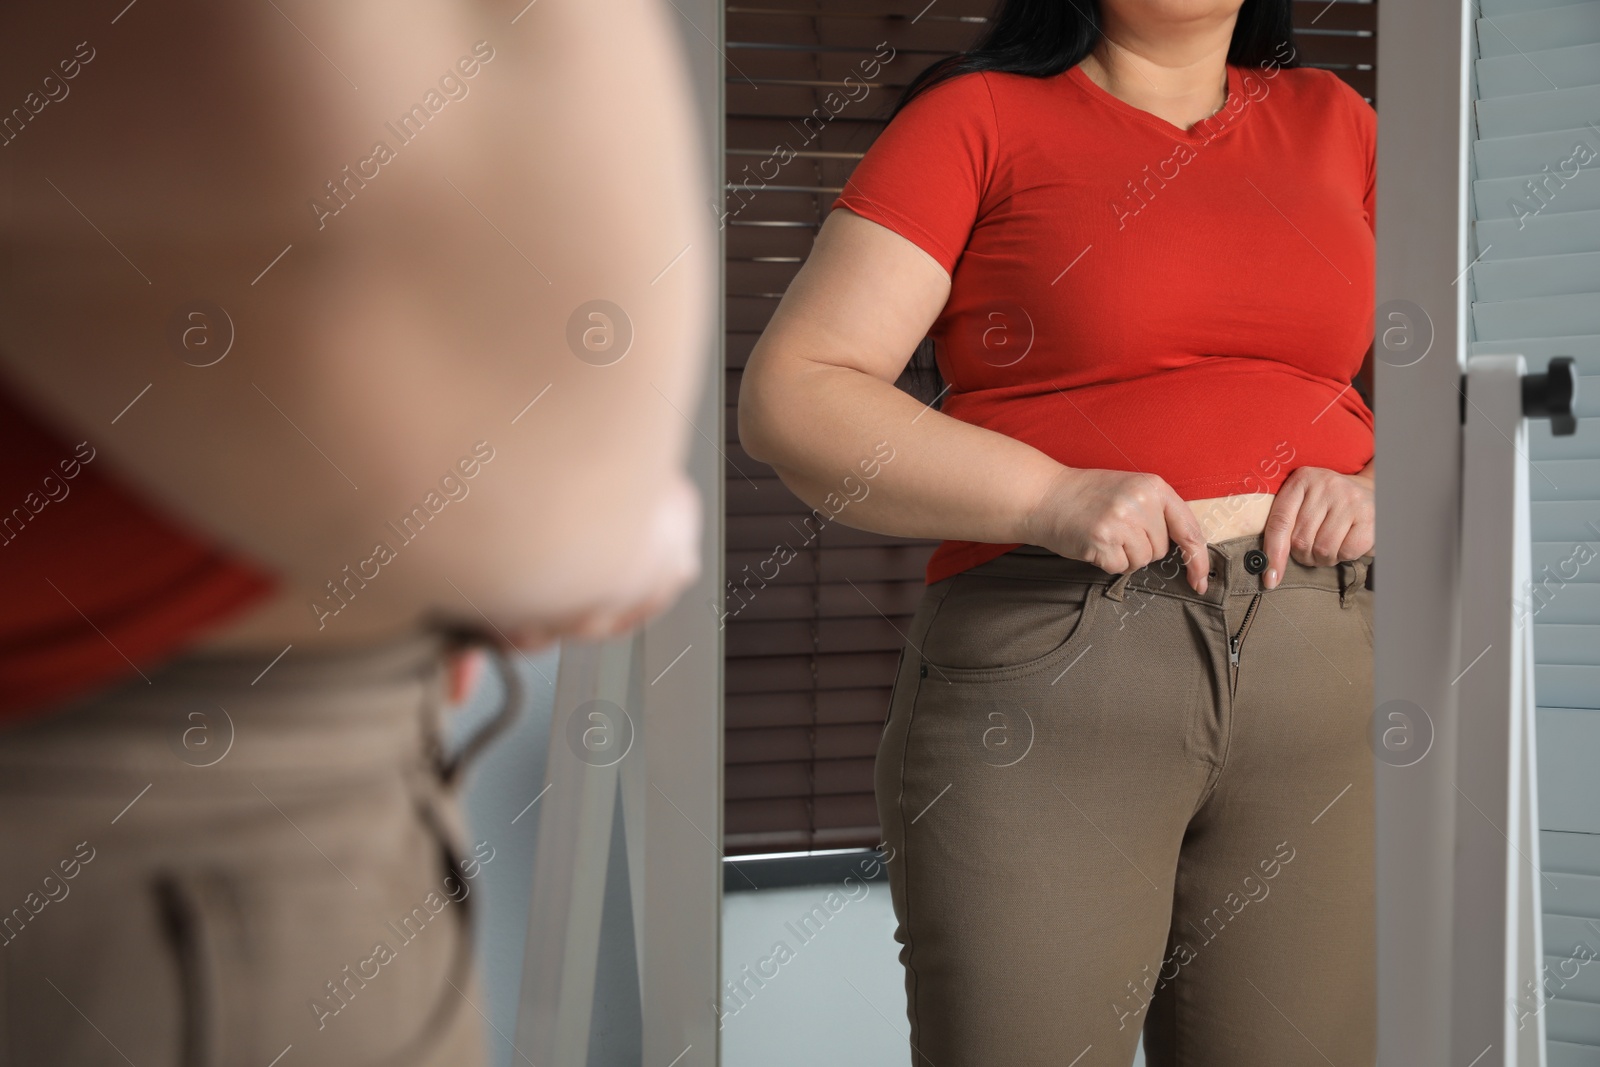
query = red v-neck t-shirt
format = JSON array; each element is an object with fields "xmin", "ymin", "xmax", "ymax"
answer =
[{"xmin": 831, "ymin": 61, "xmax": 1376, "ymax": 585}]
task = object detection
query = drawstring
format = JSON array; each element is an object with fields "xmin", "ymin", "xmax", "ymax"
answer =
[
  {"xmin": 433, "ymin": 623, "xmax": 525, "ymax": 788},
  {"xmin": 144, "ymin": 625, "xmax": 513, "ymax": 1067},
  {"xmin": 377, "ymin": 621, "xmax": 515, "ymax": 1066},
  {"xmin": 369, "ymin": 799, "xmax": 484, "ymax": 1067}
]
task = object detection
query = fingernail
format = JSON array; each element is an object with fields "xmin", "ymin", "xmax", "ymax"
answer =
[{"xmin": 1266, "ymin": 567, "xmax": 1278, "ymax": 589}]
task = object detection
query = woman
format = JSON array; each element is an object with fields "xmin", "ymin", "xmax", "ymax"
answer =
[
  {"xmin": 0, "ymin": 1, "xmax": 711, "ymax": 1063},
  {"xmin": 737, "ymin": 0, "xmax": 1377, "ymax": 1063}
]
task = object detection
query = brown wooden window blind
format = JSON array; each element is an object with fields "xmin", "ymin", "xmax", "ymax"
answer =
[{"xmin": 721, "ymin": 0, "xmax": 1379, "ymax": 857}]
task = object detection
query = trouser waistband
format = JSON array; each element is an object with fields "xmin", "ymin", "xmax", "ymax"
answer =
[
  {"xmin": 0, "ymin": 624, "xmax": 521, "ymax": 786},
  {"xmin": 970, "ymin": 535, "xmax": 1374, "ymax": 607}
]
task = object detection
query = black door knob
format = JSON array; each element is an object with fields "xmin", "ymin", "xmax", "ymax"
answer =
[{"xmin": 1523, "ymin": 355, "xmax": 1579, "ymax": 437}]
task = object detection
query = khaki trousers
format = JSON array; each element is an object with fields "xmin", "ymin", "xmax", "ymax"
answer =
[
  {"xmin": 876, "ymin": 534, "xmax": 1376, "ymax": 1066},
  {"xmin": 0, "ymin": 629, "xmax": 510, "ymax": 1067}
]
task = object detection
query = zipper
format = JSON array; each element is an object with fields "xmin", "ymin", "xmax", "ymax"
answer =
[{"xmin": 1228, "ymin": 591, "xmax": 1264, "ymax": 668}]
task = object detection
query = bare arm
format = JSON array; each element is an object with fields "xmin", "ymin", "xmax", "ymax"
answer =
[
  {"xmin": 739, "ymin": 208, "xmax": 1210, "ymax": 589},
  {"xmin": 0, "ymin": 0, "xmax": 713, "ymax": 637},
  {"xmin": 739, "ymin": 209, "xmax": 1064, "ymax": 544}
]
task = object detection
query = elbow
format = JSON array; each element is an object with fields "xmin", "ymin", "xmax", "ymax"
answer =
[
  {"xmin": 735, "ymin": 368, "xmax": 781, "ymax": 466},
  {"xmin": 736, "ymin": 404, "xmax": 770, "ymax": 466}
]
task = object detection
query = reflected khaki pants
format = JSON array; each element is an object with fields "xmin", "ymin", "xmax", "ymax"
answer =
[
  {"xmin": 876, "ymin": 534, "xmax": 1376, "ymax": 1066},
  {"xmin": 0, "ymin": 631, "xmax": 493, "ymax": 1067}
]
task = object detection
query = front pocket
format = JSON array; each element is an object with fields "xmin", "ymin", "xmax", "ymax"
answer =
[{"xmin": 918, "ymin": 574, "xmax": 1102, "ymax": 682}]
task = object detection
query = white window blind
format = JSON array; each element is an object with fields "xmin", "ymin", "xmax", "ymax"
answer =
[{"xmin": 1470, "ymin": 0, "xmax": 1600, "ymax": 1054}]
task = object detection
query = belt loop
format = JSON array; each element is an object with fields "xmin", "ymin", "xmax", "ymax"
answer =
[
  {"xmin": 1103, "ymin": 571, "xmax": 1132, "ymax": 602},
  {"xmin": 1337, "ymin": 560, "xmax": 1358, "ymax": 608}
]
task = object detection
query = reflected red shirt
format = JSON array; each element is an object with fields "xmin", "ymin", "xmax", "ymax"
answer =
[
  {"xmin": 831, "ymin": 62, "xmax": 1376, "ymax": 584},
  {"xmin": 0, "ymin": 380, "xmax": 277, "ymax": 721}
]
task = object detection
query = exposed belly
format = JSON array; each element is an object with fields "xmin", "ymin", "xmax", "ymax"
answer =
[
  {"xmin": 1187, "ymin": 492, "xmax": 1275, "ymax": 542},
  {"xmin": 189, "ymin": 494, "xmax": 1281, "ymax": 655}
]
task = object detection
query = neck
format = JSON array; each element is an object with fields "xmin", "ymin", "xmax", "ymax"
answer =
[{"xmin": 1078, "ymin": 20, "xmax": 1236, "ymax": 131}]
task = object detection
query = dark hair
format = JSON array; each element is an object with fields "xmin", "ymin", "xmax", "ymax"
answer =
[{"xmin": 890, "ymin": 0, "xmax": 1301, "ymax": 404}]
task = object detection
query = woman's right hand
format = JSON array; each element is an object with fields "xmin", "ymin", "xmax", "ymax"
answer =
[{"xmin": 1023, "ymin": 466, "xmax": 1211, "ymax": 593}]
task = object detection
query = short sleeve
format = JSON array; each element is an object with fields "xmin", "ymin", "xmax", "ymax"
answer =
[
  {"xmin": 1358, "ymin": 97, "xmax": 1375, "ymax": 234},
  {"xmin": 1333, "ymin": 75, "xmax": 1377, "ymax": 235},
  {"xmin": 830, "ymin": 71, "xmax": 1000, "ymax": 275}
]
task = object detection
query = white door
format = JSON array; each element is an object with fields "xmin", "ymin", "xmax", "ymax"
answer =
[
  {"xmin": 1471, "ymin": 0, "xmax": 1600, "ymax": 1059},
  {"xmin": 1376, "ymin": 0, "xmax": 1599, "ymax": 1063}
]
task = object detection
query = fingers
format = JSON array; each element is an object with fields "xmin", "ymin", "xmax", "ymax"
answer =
[
  {"xmin": 1294, "ymin": 475, "xmax": 1363, "ymax": 568},
  {"xmin": 1263, "ymin": 469, "xmax": 1377, "ymax": 587},
  {"xmin": 445, "ymin": 648, "xmax": 485, "ymax": 705},
  {"xmin": 1053, "ymin": 466, "xmax": 1375, "ymax": 594},
  {"xmin": 1095, "ymin": 477, "xmax": 1208, "ymax": 592},
  {"xmin": 1097, "ymin": 544, "xmax": 1131, "ymax": 575},
  {"xmin": 1308, "ymin": 504, "xmax": 1350, "ymax": 566},
  {"xmin": 1337, "ymin": 518, "xmax": 1376, "ymax": 562},
  {"xmin": 1117, "ymin": 474, "xmax": 1168, "ymax": 574},
  {"xmin": 1260, "ymin": 475, "xmax": 1306, "ymax": 591},
  {"xmin": 1128, "ymin": 523, "xmax": 1161, "ymax": 574},
  {"xmin": 1288, "ymin": 497, "xmax": 1332, "ymax": 567},
  {"xmin": 1097, "ymin": 480, "xmax": 1208, "ymax": 594},
  {"xmin": 1162, "ymin": 492, "xmax": 1211, "ymax": 594},
  {"xmin": 1115, "ymin": 521, "xmax": 1166, "ymax": 576}
]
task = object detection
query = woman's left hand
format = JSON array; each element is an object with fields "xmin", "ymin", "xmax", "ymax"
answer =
[{"xmin": 1261, "ymin": 464, "xmax": 1375, "ymax": 590}]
